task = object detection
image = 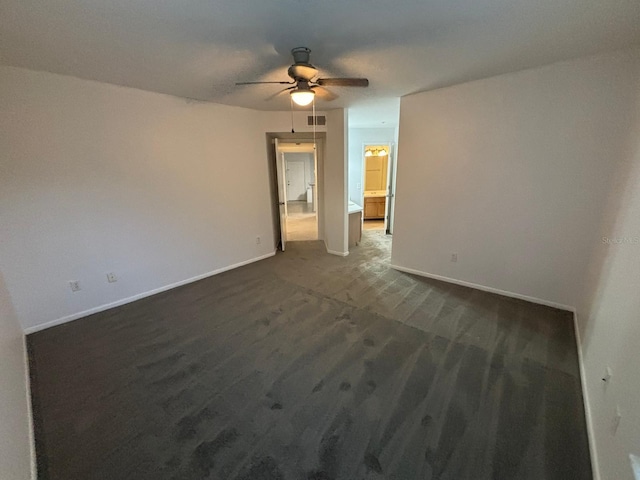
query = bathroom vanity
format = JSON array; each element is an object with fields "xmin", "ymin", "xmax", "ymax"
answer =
[
  {"xmin": 363, "ymin": 191, "xmax": 386, "ymax": 220},
  {"xmin": 348, "ymin": 201, "xmax": 362, "ymax": 247}
]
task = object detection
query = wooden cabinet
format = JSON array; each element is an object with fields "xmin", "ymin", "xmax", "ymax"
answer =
[
  {"xmin": 348, "ymin": 211, "xmax": 362, "ymax": 247},
  {"xmin": 364, "ymin": 197, "xmax": 386, "ymax": 219}
]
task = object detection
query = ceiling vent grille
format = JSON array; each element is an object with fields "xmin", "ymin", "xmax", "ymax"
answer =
[{"xmin": 307, "ymin": 115, "xmax": 326, "ymax": 126}]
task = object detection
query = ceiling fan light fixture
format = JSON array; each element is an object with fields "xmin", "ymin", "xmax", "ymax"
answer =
[
  {"xmin": 235, "ymin": 47, "xmax": 369, "ymax": 104},
  {"xmin": 290, "ymin": 88, "xmax": 315, "ymax": 106}
]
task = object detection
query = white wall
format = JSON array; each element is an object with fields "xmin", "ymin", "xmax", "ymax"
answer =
[
  {"xmin": 324, "ymin": 109, "xmax": 348, "ymax": 255},
  {"xmin": 0, "ymin": 270, "xmax": 34, "ymax": 480},
  {"xmin": 392, "ymin": 47, "xmax": 640, "ymax": 480},
  {"xmin": 260, "ymin": 110, "xmax": 327, "ymax": 136},
  {"xmin": 392, "ymin": 48, "xmax": 640, "ymax": 310},
  {"xmin": 347, "ymin": 127, "xmax": 397, "ymax": 205},
  {"xmin": 577, "ymin": 63, "xmax": 640, "ymax": 479},
  {"xmin": 0, "ymin": 66, "xmax": 277, "ymax": 332}
]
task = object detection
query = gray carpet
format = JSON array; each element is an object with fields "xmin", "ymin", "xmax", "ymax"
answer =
[{"xmin": 28, "ymin": 231, "xmax": 592, "ymax": 479}]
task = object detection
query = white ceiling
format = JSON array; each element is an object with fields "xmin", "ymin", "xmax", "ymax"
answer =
[{"xmin": 1, "ymin": 0, "xmax": 639, "ymax": 117}]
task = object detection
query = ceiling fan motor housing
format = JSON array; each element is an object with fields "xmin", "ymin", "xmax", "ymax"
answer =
[
  {"xmin": 288, "ymin": 47, "xmax": 318, "ymax": 81},
  {"xmin": 235, "ymin": 46, "xmax": 368, "ymax": 100},
  {"xmin": 291, "ymin": 47, "xmax": 311, "ymax": 64}
]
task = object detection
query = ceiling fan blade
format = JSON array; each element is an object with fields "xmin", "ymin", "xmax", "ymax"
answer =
[
  {"xmin": 265, "ymin": 86, "xmax": 296, "ymax": 101},
  {"xmin": 311, "ymin": 86, "xmax": 338, "ymax": 101},
  {"xmin": 317, "ymin": 78, "xmax": 369, "ymax": 87},
  {"xmin": 235, "ymin": 81, "xmax": 295, "ymax": 85}
]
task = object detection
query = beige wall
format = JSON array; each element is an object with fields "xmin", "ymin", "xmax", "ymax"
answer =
[
  {"xmin": 0, "ymin": 270, "xmax": 34, "ymax": 479},
  {"xmin": 0, "ymin": 66, "xmax": 276, "ymax": 332},
  {"xmin": 577, "ymin": 65, "xmax": 640, "ymax": 480},
  {"xmin": 324, "ymin": 109, "xmax": 349, "ymax": 255},
  {"xmin": 392, "ymin": 48, "xmax": 640, "ymax": 310}
]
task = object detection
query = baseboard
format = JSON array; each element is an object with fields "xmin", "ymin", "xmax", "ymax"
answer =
[
  {"xmin": 24, "ymin": 251, "xmax": 276, "ymax": 334},
  {"xmin": 573, "ymin": 312, "xmax": 600, "ymax": 480},
  {"xmin": 324, "ymin": 239, "xmax": 349, "ymax": 257},
  {"xmin": 22, "ymin": 335, "xmax": 37, "ymax": 480},
  {"xmin": 389, "ymin": 264, "xmax": 575, "ymax": 312}
]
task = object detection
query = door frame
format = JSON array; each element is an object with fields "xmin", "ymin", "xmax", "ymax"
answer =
[
  {"xmin": 274, "ymin": 138, "xmax": 288, "ymax": 251},
  {"xmin": 266, "ymin": 132, "xmax": 325, "ymax": 250},
  {"xmin": 361, "ymin": 142, "xmax": 395, "ymax": 234}
]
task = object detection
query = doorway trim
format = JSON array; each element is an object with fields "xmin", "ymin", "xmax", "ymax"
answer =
[
  {"xmin": 361, "ymin": 142, "xmax": 395, "ymax": 234},
  {"xmin": 266, "ymin": 132, "xmax": 326, "ymax": 250},
  {"xmin": 282, "ymin": 145, "xmax": 318, "ymax": 244}
]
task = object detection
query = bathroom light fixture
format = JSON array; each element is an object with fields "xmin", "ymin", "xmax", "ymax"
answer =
[
  {"xmin": 365, "ymin": 147, "xmax": 388, "ymax": 157},
  {"xmin": 290, "ymin": 86, "xmax": 315, "ymax": 106}
]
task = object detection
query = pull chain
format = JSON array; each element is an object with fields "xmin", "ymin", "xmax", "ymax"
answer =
[
  {"xmin": 312, "ymin": 96, "xmax": 316, "ymax": 152},
  {"xmin": 290, "ymin": 96, "xmax": 295, "ymax": 133}
]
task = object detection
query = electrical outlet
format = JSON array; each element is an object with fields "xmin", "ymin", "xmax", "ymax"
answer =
[
  {"xmin": 451, "ymin": 253, "xmax": 458, "ymax": 263},
  {"xmin": 106, "ymin": 272, "xmax": 117, "ymax": 283},
  {"xmin": 602, "ymin": 366, "xmax": 613, "ymax": 384},
  {"xmin": 256, "ymin": 236, "xmax": 261, "ymax": 245},
  {"xmin": 356, "ymin": 182, "xmax": 361, "ymax": 190},
  {"xmin": 69, "ymin": 280, "xmax": 81, "ymax": 292}
]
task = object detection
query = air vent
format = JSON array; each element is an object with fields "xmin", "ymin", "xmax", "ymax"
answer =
[{"xmin": 307, "ymin": 115, "xmax": 326, "ymax": 126}]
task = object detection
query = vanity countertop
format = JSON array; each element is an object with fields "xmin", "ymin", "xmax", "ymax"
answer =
[
  {"xmin": 364, "ymin": 191, "xmax": 386, "ymax": 198},
  {"xmin": 348, "ymin": 201, "xmax": 363, "ymax": 214}
]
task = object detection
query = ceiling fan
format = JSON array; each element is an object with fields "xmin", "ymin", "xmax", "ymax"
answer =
[{"xmin": 236, "ymin": 47, "xmax": 369, "ymax": 106}]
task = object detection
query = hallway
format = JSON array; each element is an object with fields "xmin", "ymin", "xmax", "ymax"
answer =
[{"xmin": 286, "ymin": 200, "xmax": 317, "ymax": 242}]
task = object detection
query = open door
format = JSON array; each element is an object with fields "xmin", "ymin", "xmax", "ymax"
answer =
[
  {"xmin": 384, "ymin": 143, "xmax": 395, "ymax": 234},
  {"xmin": 313, "ymin": 144, "xmax": 318, "ymax": 216},
  {"xmin": 274, "ymin": 138, "xmax": 288, "ymax": 251}
]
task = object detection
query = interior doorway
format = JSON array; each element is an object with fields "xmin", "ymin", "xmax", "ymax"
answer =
[
  {"xmin": 266, "ymin": 133, "xmax": 325, "ymax": 251},
  {"xmin": 282, "ymin": 144, "xmax": 317, "ymax": 242},
  {"xmin": 362, "ymin": 144, "xmax": 393, "ymax": 233}
]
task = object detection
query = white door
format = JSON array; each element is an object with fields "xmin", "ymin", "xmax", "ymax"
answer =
[
  {"xmin": 385, "ymin": 143, "xmax": 395, "ymax": 234},
  {"xmin": 312, "ymin": 145, "xmax": 318, "ymax": 215},
  {"xmin": 274, "ymin": 139, "xmax": 288, "ymax": 251},
  {"xmin": 286, "ymin": 160, "xmax": 306, "ymax": 202}
]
